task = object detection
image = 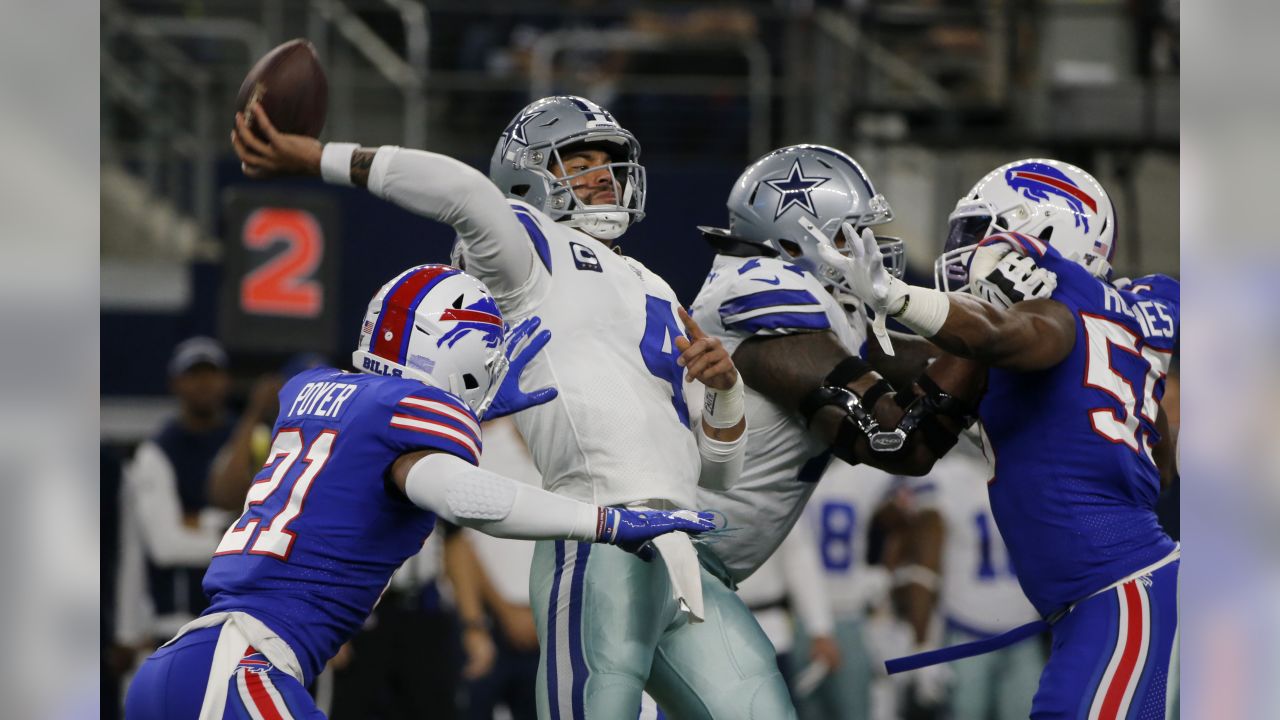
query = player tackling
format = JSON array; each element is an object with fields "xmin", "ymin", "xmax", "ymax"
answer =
[
  {"xmin": 816, "ymin": 159, "xmax": 1179, "ymax": 719},
  {"xmin": 124, "ymin": 265, "xmax": 715, "ymax": 719},
  {"xmin": 232, "ymin": 96, "xmax": 795, "ymax": 718}
]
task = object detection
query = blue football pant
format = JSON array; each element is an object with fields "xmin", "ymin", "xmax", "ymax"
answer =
[
  {"xmin": 1032, "ymin": 559, "xmax": 1178, "ymax": 720},
  {"xmin": 125, "ymin": 624, "xmax": 325, "ymax": 720}
]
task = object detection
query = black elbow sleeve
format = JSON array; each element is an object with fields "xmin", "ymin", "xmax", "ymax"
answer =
[{"xmin": 891, "ymin": 375, "xmax": 978, "ymax": 458}]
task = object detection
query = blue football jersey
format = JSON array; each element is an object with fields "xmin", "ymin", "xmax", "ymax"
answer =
[
  {"xmin": 201, "ymin": 367, "xmax": 483, "ymax": 683},
  {"xmin": 977, "ymin": 233, "xmax": 1178, "ymax": 617}
]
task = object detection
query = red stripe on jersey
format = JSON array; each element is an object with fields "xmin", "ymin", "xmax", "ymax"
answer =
[
  {"xmin": 397, "ymin": 396, "xmax": 482, "ymax": 439},
  {"xmin": 1098, "ymin": 581, "xmax": 1145, "ymax": 720},
  {"xmin": 372, "ymin": 266, "xmax": 454, "ymax": 362},
  {"xmin": 1011, "ymin": 171, "xmax": 1099, "ymax": 212},
  {"xmin": 389, "ymin": 414, "xmax": 481, "ymax": 459},
  {"xmin": 244, "ymin": 670, "xmax": 288, "ymax": 720},
  {"xmin": 1008, "ymin": 232, "xmax": 1048, "ymax": 256}
]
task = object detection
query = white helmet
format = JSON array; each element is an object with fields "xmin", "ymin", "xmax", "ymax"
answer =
[
  {"xmin": 353, "ymin": 264, "xmax": 509, "ymax": 414},
  {"xmin": 935, "ymin": 158, "xmax": 1117, "ymax": 291}
]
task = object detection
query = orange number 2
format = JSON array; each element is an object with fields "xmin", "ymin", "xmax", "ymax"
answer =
[{"xmin": 240, "ymin": 208, "xmax": 324, "ymax": 317}]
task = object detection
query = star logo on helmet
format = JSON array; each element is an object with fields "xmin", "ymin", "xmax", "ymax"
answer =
[
  {"xmin": 763, "ymin": 159, "xmax": 830, "ymax": 221},
  {"xmin": 501, "ymin": 110, "xmax": 545, "ymax": 154}
]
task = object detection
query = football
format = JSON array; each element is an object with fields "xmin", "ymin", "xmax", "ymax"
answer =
[{"xmin": 235, "ymin": 38, "xmax": 328, "ymax": 139}]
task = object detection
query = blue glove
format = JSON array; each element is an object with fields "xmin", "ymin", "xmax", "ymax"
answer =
[
  {"xmin": 597, "ymin": 507, "xmax": 717, "ymax": 561},
  {"xmin": 483, "ymin": 316, "xmax": 558, "ymax": 420}
]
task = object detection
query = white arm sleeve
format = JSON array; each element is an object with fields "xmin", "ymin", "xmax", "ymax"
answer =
[
  {"xmin": 782, "ymin": 518, "xmax": 836, "ymax": 637},
  {"xmin": 124, "ymin": 443, "xmax": 225, "ymax": 567},
  {"xmin": 365, "ymin": 145, "xmax": 543, "ymax": 305},
  {"xmin": 696, "ymin": 424, "xmax": 747, "ymax": 492},
  {"xmin": 405, "ymin": 452, "xmax": 599, "ymax": 542}
]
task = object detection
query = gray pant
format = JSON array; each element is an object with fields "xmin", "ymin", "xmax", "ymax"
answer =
[{"xmin": 530, "ymin": 540, "xmax": 795, "ymax": 720}]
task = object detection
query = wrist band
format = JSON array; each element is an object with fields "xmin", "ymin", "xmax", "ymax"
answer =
[
  {"xmin": 703, "ymin": 374, "xmax": 745, "ymax": 429},
  {"xmin": 320, "ymin": 142, "xmax": 360, "ymax": 186},
  {"xmin": 893, "ymin": 285, "xmax": 951, "ymax": 338}
]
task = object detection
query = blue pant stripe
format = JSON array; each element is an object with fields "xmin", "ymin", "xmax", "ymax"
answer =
[
  {"xmin": 547, "ymin": 540, "xmax": 567, "ymax": 720},
  {"xmin": 568, "ymin": 542, "xmax": 592, "ymax": 720}
]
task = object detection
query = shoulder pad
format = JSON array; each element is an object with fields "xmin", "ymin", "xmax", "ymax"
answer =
[
  {"xmin": 717, "ymin": 257, "xmax": 833, "ymax": 335},
  {"xmin": 1125, "ymin": 274, "xmax": 1180, "ymax": 304},
  {"xmin": 381, "ymin": 383, "xmax": 483, "ymax": 463}
]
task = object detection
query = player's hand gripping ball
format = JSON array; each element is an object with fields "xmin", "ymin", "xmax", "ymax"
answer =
[{"xmin": 234, "ymin": 38, "xmax": 328, "ymax": 141}]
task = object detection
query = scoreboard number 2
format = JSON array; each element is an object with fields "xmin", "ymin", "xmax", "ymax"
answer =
[{"xmin": 240, "ymin": 208, "xmax": 325, "ymax": 317}]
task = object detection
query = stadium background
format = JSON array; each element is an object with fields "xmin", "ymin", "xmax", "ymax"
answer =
[{"xmin": 100, "ymin": 0, "xmax": 1179, "ymax": 717}]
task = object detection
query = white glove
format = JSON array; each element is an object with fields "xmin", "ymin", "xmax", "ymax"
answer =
[
  {"xmin": 970, "ymin": 251, "xmax": 1058, "ymax": 309},
  {"xmin": 817, "ymin": 223, "xmax": 907, "ymax": 356}
]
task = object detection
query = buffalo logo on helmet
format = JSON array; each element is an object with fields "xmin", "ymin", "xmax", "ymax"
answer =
[
  {"xmin": 762, "ymin": 159, "xmax": 830, "ymax": 221},
  {"xmin": 1004, "ymin": 162, "xmax": 1098, "ymax": 232},
  {"xmin": 437, "ymin": 294, "xmax": 504, "ymax": 350}
]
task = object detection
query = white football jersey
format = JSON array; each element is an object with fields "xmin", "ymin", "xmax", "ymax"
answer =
[
  {"xmin": 911, "ymin": 442, "xmax": 1039, "ymax": 635},
  {"xmin": 691, "ymin": 253, "xmax": 865, "ymax": 581},
  {"xmin": 804, "ymin": 461, "xmax": 899, "ymax": 617},
  {"xmin": 369, "ymin": 148, "xmax": 704, "ymax": 509},
  {"xmin": 496, "ymin": 202, "xmax": 702, "ymax": 508}
]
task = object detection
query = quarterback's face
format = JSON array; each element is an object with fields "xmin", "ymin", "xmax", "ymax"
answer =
[{"xmin": 553, "ymin": 149, "xmax": 617, "ymax": 206}]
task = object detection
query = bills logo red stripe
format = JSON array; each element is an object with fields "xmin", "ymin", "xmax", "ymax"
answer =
[
  {"xmin": 1011, "ymin": 171, "xmax": 1098, "ymax": 212},
  {"xmin": 371, "ymin": 266, "xmax": 455, "ymax": 363},
  {"xmin": 440, "ymin": 308, "xmax": 503, "ymax": 328}
]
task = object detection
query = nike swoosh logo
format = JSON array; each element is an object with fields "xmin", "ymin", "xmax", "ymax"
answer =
[{"xmin": 752, "ymin": 276, "xmax": 782, "ymax": 285}]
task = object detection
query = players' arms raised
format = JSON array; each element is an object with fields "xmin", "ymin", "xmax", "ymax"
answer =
[
  {"xmin": 389, "ymin": 449, "xmax": 713, "ymax": 558},
  {"xmin": 819, "ymin": 228, "xmax": 1076, "ymax": 372},
  {"xmin": 232, "ymin": 104, "xmax": 535, "ymax": 302}
]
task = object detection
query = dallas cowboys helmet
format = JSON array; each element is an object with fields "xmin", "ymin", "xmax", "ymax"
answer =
[
  {"xmin": 489, "ymin": 95, "xmax": 646, "ymax": 241},
  {"xmin": 936, "ymin": 158, "xmax": 1117, "ymax": 291},
  {"xmin": 704, "ymin": 144, "xmax": 901, "ymax": 292},
  {"xmin": 353, "ymin": 264, "xmax": 509, "ymax": 415}
]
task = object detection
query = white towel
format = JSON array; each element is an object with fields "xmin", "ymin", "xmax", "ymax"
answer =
[
  {"xmin": 651, "ymin": 531, "xmax": 705, "ymax": 623},
  {"xmin": 158, "ymin": 612, "xmax": 304, "ymax": 720}
]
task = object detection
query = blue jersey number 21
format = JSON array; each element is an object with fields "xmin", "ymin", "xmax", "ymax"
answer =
[{"xmin": 639, "ymin": 295, "xmax": 690, "ymax": 427}]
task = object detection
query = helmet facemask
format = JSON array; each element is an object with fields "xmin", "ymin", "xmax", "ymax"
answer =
[
  {"xmin": 545, "ymin": 141, "xmax": 646, "ymax": 240},
  {"xmin": 494, "ymin": 109, "xmax": 645, "ymax": 239},
  {"xmin": 770, "ymin": 211, "xmax": 904, "ymax": 294}
]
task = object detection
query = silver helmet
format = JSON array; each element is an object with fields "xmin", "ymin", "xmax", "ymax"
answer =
[
  {"xmin": 489, "ymin": 95, "xmax": 646, "ymax": 241},
  {"xmin": 707, "ymin": 145, "xmax": 901, "ymax": 290}
]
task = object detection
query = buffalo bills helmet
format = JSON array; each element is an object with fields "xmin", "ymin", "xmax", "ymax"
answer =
[
  {"xmin": 353, "ymin": 264, "xmax": 509, "ymax": 414},
  {"xmin": 703, "ymin": 144, "xmax": 901, "ymax": 292},
  {"xmin": 489, "ymin": 95, "xmax": 645, "ymax": 241},
  {"xmin": 936, "ymin": 158, "xmax": 1117, "ymax": 291}
]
